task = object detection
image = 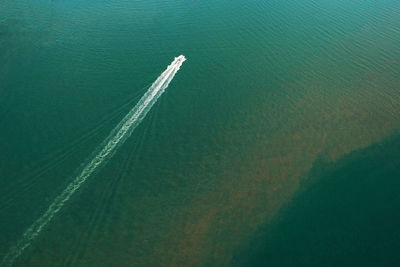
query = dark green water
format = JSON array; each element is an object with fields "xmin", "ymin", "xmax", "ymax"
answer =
[
  {"xmin": 1, "ymin": 0, "xmax": 400, "ymax": 266},
  {"xmin": 234, "ymin": 134, "xmax": 400, "ymax": 267}
]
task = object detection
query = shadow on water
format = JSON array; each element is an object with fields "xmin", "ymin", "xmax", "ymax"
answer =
[{"xmin": 234, "ymin": 133, "xmax": 400, "ymax": 267}]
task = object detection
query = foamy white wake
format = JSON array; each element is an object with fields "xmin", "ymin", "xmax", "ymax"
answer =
[{"xmin": 1, "ymin": 55, "xmax": 186, "ymax": 267}]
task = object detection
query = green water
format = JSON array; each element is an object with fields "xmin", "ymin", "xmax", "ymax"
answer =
[
  {"xmin": 1, "ymin": 0, "xmax": 400, "ymax": 266},
  {"xmin": 234, "ymin": 135, "xmax": 400, "ymax": 266}
]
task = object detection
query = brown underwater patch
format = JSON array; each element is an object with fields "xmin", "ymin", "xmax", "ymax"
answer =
[{"xmin": 151, "ymin": 7, "xmax": 400, "ymax": 266}]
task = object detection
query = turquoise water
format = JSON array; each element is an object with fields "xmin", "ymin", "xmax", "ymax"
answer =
[{"xmin": 1, "ymin": 0, "xmax": 400, "ymax": 266}]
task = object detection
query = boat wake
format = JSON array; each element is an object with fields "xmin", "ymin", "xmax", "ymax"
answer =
[{"xmin": 1, "ymin": 55, "xmax": 186, "ymax": 267}]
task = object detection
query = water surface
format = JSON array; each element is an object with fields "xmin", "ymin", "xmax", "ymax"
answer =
[{"xmin": 1, "ymin": 0, "xmax": 400, "ymax": 266}]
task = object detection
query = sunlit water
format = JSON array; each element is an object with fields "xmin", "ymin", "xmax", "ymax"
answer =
[{"xmin": 1, "ymin": 0, "xmax": 400, "ymax": 266}]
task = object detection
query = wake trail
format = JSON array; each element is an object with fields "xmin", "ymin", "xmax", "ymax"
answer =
[{"xmin": 0, "ymin": 55, "xmax": 186, "ymax": 267}]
